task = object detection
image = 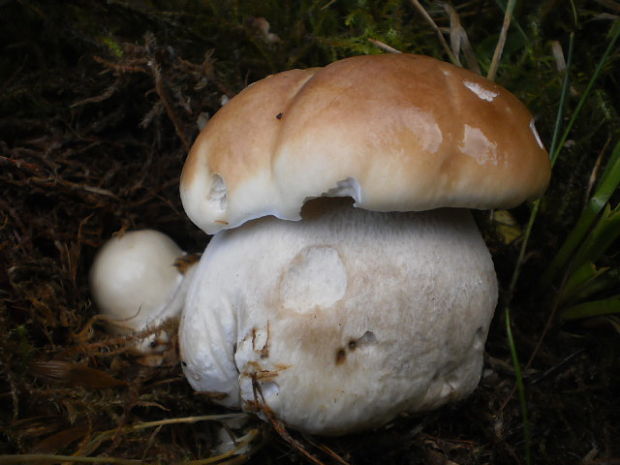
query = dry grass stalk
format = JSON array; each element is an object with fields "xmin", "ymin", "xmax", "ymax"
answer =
[
  {"xmin": 487, "ymin": 0, "xmax": 516, "ymax": 81},
  {"xmin": 409, "ymin": 0, "xmax": 459, "ymax": 65}
]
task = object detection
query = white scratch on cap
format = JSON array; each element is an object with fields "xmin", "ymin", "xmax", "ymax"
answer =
[
  {"xmin": 529, "ymin": 119, "xmax": 545, "ymax": 150},
  {"xmin": 464, "ymin": 81, "xmax": 498, "ymax": 102}
]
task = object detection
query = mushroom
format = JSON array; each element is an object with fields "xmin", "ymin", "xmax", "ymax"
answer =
[
  {"xmin": 90, "ymin": 229, "xmax": 194, "ymax": 355},
  {"xmin": 178, "ymin": 54, "xmax": 550, "ymax": 435}
]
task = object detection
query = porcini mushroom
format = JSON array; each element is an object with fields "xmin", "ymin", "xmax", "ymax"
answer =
[
  {"xmin": 90, "ymin": 229, "xmax": 193, "ymax": 354},
  {"xmin": 178, "ymin": 54, "xmax": 551, "ymax": 435}
]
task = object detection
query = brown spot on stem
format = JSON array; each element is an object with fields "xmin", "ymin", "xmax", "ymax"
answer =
[
  {"xmin": 251, "ymin": 323, "xmax": 270, "ymax": 359},
  {"xmin": 335, "ymin": 348, "xmax": 346, "ymax": 365},
  {"xmin": 174, "ymin": 253, "xmax": 201, "ymax": 274}
]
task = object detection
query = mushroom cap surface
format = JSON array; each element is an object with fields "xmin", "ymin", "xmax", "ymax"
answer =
[
  {"xmin": 179, "ymin": 204, "xmax": 498, "ymax": 435},
  {"xmin": 89, "ymin": 229, "xmax": 185, "ymax": 334},
  {"xmin": 181, "ymin": 54, "xmax": 550, "ymax": 235}
]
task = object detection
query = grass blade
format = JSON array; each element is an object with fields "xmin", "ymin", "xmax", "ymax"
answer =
[
  {"xmin": 561, "ymin": 262, "xmax": 610, "ymax": 303},
  {"xmin": 498, "ymin": 34, "xmax": 575, "ymax": 465},
  {"xmin": 561, "ymin": 295, "xmax": 620, "ymax": 320},
  {"xmin": 493, "ymin": 0, "xmax": 528, "ymax": 43},
  {"xmin": 548, "ymin": 33, "xmax": 575, "ymax": 164},
  {"xmin": 504, "ymin": 307, "xmax": 532, "ymax": 465},
  {"xmin": 549, "ymin": 21, "xmax": 620, "ymax": 165},
  {"xmin": 565, "ymin": 266, "xmax": 619, "ymax": 303},
  {"xmin": 568, "ymin": 203, "xmax": 620, "ymax": 273},
  {"xmin": 506, "ymin": 34, "xmax": 575, "ymax": 301},
  {"xmin": 541, "ymin": 141, "xmax": 620, "ymax": 287},
  {"xmin": 409, "ymin": 0, "xmax": 459, "ymax": 65}
]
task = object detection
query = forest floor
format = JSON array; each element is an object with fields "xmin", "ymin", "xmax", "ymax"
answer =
[{"xmin": 1, "ymin": 1, "xmax": 618, "ymax": 464}]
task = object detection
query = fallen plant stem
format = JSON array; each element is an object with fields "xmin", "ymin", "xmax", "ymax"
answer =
[
  {"xmin": 145, "ymin": 33, "xmax": 191, "ymax": 151},
  {"xmin": 0, "ymin": 446, "xmax": 256, "ymax": 465},
  {"xmin": 528, "ymin": 349, "xmax": 586, "ymax": 384},
  {"xmin": 79, "ymin": 414, "xmax": 248, "ymax": 457},
  {"xmin": 185, "ymin": 455, "xmax": 250, "ymax": 465},
  {"xmin": 251, "ymin": 377, "xmax": 343, "ymax": 465},
  {"xmin": 100, "ymin": 414, "xmax": 247, "ymax": 431},
  {"xmin": 183, "ymin": 429, "xmax": 261, "ymax": 465},
  {"xmin": 304, "ymin": 437, "xmax": 351, "ymax": 465},
  {"xmin": 0, "ymin": 454, "xmax": 140, "ymax": 464},
  {"xmin": 367, "ymin": 38, "xmax": 402, "ymax": 53}
]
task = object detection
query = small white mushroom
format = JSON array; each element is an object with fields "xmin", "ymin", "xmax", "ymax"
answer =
[
  {"xmin": 90, "ymin": 229, "xmax": 193, "ymax": 354},
  {"xmin": 177, "ymin": 54, "xmax": 551, "ymax": 435}
]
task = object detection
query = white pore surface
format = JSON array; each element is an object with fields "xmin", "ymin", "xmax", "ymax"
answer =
[
  {"xmin": 90, "ymin": 230, "xmax": 186, "ymax": 336},
  {"xmin": 179, "ymin": 206, "xmax": 498, "ymax": 435}
]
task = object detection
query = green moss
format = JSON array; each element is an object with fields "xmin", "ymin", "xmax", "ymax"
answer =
[{"xmin": 98, "ymin": 36, "xmax": 124, "ymax": 58}]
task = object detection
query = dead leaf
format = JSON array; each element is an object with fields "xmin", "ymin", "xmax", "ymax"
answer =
[{"xmin": 31, "ymin": 360, "xmax": 127, "ymax": 388}]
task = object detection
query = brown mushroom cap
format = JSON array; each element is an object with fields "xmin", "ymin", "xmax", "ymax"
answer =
[{"xmin": 181, "ymin": 54, "xmax": 550, "ymax": 235}]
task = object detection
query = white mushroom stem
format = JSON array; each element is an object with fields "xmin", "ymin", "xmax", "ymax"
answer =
[
  {"xmin": 179, "ymin": 201, "xmax": 498, "ymax": 435},
  {"xmin": 90, "ymin": 229, "xmax": 195, "ymax": 354}
]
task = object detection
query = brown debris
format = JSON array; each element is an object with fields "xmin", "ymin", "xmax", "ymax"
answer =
[
  {"xmin": 0, "ymin": 4, "xmax": 239, "ymax": 461},
  {"xmin": 30, "ymin": 360, "xmax": 127, "ymax": 389}
]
